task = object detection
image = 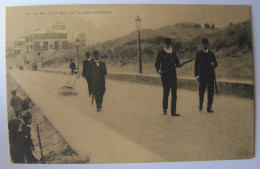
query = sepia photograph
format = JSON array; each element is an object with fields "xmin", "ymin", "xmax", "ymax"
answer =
[{"xmin": 3, "ymin": 2, "xmax": 256, "ymax": 167}]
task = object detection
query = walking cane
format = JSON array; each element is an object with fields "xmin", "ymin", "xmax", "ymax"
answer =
[
  {"xmin": 160, "ymin": 59, "xmax": 193, "ymax": 74},
  {"xmin": 36, "ymin": 124, "xmax": 45, "ymax": 164},
  {"xmin": 92, "ymin": 92, "xmax": 95, "ymax": 106},
  {"xmin": 214, "ymin": 74, "xmax": 219, "ymax": 96}
]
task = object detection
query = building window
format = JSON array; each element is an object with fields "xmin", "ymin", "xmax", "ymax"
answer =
[
  {"xmin": 34, "ymin": 42, "xmax": 40, "ymax": 50},
  {"xmin": 43, "ymin": 41, "xmax": 48, "ymax": 50},
  {"xmin": 62, "ymin": 41, "xmax": 67, "ymax": 49},
  {"xmin": 54, "ymin": 41, "xmax": 59, "ymax": 50}
]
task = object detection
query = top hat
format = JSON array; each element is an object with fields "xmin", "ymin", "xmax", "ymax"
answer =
[
  {"xmin": 202, "ymin": 38, "xmax": 209, "ymax": 44},
  {"xmin": 85, "ymin": 52, "xmax": 91, "ymax": 57},
  {"xmin": 93, "ymin": 50, "xmax": 99, "ymax": 56},
  {"xmin": 164, "ymin": 38, "xmax": 172, "ymax": 45}
]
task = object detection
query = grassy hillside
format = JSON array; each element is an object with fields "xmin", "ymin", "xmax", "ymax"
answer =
[{"xmin": 84, "ymin": 20, "xmax": 253, "ymax": 80}]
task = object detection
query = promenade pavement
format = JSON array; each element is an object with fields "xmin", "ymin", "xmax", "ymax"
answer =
[{"xmin": 9, "ymin": 69, "xmax": 254, "ymax": 163}]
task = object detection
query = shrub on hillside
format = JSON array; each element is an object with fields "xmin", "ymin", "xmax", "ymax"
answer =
[
  {"xmin": 175, "ymin": 23, "xmax": 202, "ymax": 29},
  {"xmin": 226, "ymin": 21, "xmax": 252, "ymax": 49}
]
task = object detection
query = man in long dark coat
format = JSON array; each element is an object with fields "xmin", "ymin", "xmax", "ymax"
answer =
[
  {"xmin": 90, "ymin": 50, "xmax": 107, "ymax": 111},
  {"xmin": 194, "ymin": 38, "xmax": 218, "ymax": 113},
  {"xmin": 8, "ymin": 119, "xmax": 26, "ymax": 163},
  {"xmin": 82, "ymin": 51, "xmax": 94, "ymax": 97},
  {"xmin": 155, "ymin": 38, "xmax": 182, "ymax": 116}
]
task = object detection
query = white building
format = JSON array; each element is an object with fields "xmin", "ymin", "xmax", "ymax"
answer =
[
  {"xmin": 13, "ymin": 21, "xmax": 68, "ymax": 53},
  {"xmin": 33, "ymin": 21, "xmax": 68, "ymax": 51}
]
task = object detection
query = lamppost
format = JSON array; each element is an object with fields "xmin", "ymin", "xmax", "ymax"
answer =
[
  {"xmin": 75, "ymin": 38, "xmax": 80, "ymax": 71},
  {"xmin": 135, "ymin": 15, "xmax": 142, "ymax": 74},
  {"xmin": 53, "ymin": 50, "xmax": 56, "ymax": 69}
]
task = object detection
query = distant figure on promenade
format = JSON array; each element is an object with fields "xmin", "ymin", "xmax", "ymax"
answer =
[
  {"xmin": 10, "ymin": 90, "xmax": 23, "ymax": 118},
  {"xmin": 155, "ymin": 38, "xmax": 182, "ymax": 116},
  {"xmin": 33, "ymin": 64, "xmax": 37, "ymax": 71},
  {"xmin": 69, "ymin": 59, "xmax": 77, "ymax": 75},
  {"xmin": 194, "ymin": 38, "xmax": 218, "ymax": 113},
  {"xmin": 22, "ymin": 111, "xmax": 40, "ymax": 163},
  {"xmin": 90, "ymin": 50, "xmax": 107, "ymax": 111},
  {"xmin": 82, "ymin": 51, "xmax": 94, "ymax": 97}
]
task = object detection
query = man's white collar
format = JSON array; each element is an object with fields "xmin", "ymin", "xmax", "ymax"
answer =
[{"xmin": 203, "ymin": 49, "xmax": 209, "ymax": 53}]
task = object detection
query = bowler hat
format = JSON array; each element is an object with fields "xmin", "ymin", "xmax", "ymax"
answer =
[
  {"xmin": 11, "ymin": 90, "xmax": 16, "ymax": 95},
  {"xmin": 164, "ymin": 38, "xmax": 172, "ymax": 45},
  {"xmin": 22, "ymin": 111, "xmax": 32, "ymax": 120},
  {"xmin": 202, "ymin": 38, "xmax": 209, "ymax": 44}
]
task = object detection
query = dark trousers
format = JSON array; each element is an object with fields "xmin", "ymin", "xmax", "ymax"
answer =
[
  {"xmin": 10, "ymin": 147, "xmax": 25, "ymax": 163},
  {"xmin": 161, "ymin": 75, "xmax": 177, "ymax": 114},
  {"xmin": 86, "ymin": 77, "xmax": 93, "ymax": 96},
  {"xmin": 71, "ymin": 69, "xmax": 77, "ymax": 75},
  {"xmin": 94, "ymin": 87, "xmax": 105, "ymax": 109},
  {"xmin": 9, "ymin": 128, "xmax": 26, "ymax": 163},
  {"xmin": 199, "ymin": 77, "xmax": 214, "ymax": 110},
  {"xmin": 10, "ymin": 138, "xmax": 25, "ymax": 163},
  {"xmin": 25, "ymin": 149, "xmax": 39, "ymax": 164}
]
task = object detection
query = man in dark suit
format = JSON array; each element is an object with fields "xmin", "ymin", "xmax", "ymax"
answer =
[
  {"xmin": 69, "ymin": 59, "xmax": 76, "ymax": 75},
  {"xmin": 155, "ymin": 38, "xmax": 182, "ymax": 116},
  {"xmin": 194, "ymin": 38, "xmax": 218, "ymax": 113},
  {"xmin": 82, "ymin": 51, "xmax": 94, "ymax": 97},
  {"xmin": 90, "ymin": 50, "xmax": 107, "ymax": 111}
]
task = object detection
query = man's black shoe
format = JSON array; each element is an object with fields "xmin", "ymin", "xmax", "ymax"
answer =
[
  {"xmin": 97, "ymin": 108, "xmax": 101, "ymax": 112},
  {"xmin": 207, "ymin": 109, "xmax": 214, "ymax": 113},
  {"xmin": 171, "ymin": 113, "xmax": 180, "ymax": 116},
  {"xmin": 163, "ymin": 109, "xmax": 167, "ymax": 115},
  {"xmin": 199, "ymin": 105, "xmax": 203, "ymax": 111}
]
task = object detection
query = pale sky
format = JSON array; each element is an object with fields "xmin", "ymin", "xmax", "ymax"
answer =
[{"xmin": 6, "ymin": 4, "xmax": 251, "ymax": 44}]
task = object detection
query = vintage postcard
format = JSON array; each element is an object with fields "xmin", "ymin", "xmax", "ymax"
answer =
[{"xmin": 5, "ymin": 4, "xmax": 254, "ymax": 164}]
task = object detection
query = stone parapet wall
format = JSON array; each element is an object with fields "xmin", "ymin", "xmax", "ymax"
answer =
[{"xmin": 39, "ymin": 69, "xmax": 254, "ymax": 98}]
